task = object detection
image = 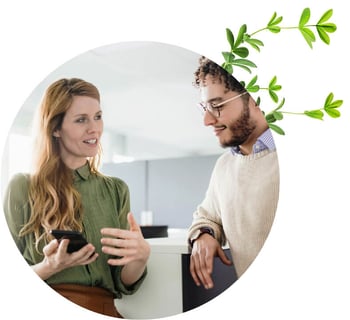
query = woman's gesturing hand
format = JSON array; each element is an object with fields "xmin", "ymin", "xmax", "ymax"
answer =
[{"xmin": 100, "ymin": 212, "xmax": 150, "ymax": 286}]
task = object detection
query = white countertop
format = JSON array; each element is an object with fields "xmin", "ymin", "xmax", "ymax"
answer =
[
  {"xmin": 116, "ymin": 227, "xmax": 232, "ymax": 319},
  {"xmin": 145, "ymin": 228, "xmax": 190, "ymax": 254}
]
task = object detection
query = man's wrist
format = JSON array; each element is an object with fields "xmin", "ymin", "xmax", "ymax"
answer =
[{"xmin": 189, "ymin": 227, "xmax": 215, "ymax": 248}]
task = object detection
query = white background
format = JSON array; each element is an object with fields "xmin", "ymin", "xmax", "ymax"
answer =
[{"xmin": 0, "ymin": 1, "xmax": 349, "ymax": 319}]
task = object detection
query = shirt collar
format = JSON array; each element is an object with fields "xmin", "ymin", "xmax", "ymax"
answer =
[
  {"xmin": 73, "ymin": 162, "xmax": 91, "ymax": 181},
  {"xmin": 231, "ymin": 128, "xmax": 276, "ymax": 155}
]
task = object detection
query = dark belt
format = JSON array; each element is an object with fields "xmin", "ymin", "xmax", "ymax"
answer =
[{"xmin": 50, "ymin": 283, "xmax": 123, "ymax": 318}]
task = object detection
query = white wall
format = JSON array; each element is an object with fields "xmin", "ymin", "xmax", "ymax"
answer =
[{"xmin": 101, "ymin": 154, "xmax": 220, "ymax": 228}]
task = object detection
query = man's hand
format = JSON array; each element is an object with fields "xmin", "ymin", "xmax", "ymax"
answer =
[{"xmin": 190, "ymin": 233, "xmax": 232, "ymax": 289}]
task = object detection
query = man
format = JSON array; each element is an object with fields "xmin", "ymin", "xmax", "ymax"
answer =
[{"xmin": 188, "ymin": 56, "xmax": 279, "ymax": 289}]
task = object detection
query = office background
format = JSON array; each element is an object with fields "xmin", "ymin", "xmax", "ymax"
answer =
[{"xmin": 1, "ymin": 41, "xmax": 223, "ymax": 229}]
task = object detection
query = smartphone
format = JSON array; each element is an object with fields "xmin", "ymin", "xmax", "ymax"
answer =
[{"xmin": 50, "ymin": 229, "xmax": 88, "ymax": 253}]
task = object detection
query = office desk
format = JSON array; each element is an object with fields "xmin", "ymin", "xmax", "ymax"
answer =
[{"xmin": 115, "ymin": 229, "xmax": 237, "ymax": 319}]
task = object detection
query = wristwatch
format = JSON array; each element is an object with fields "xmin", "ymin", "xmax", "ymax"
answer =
[{"xmin": 189, "ymin": 227, "xmax": 215, "ymax": 248}]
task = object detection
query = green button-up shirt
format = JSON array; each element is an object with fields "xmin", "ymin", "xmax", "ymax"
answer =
[{"xmin": 3, "ymin": 163, "xmax": 146, "ymax": 298}]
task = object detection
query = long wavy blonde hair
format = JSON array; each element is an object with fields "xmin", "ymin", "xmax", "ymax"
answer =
[{"xmin": 19, "ymin": 78, "xmax": 102, "ymax": 249}]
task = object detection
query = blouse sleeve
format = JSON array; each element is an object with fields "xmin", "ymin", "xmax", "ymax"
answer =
[
  {"xmin": 114, "ymin": 177, "xmax": 130, "ymax": 230},
  {"xmin": 3, "ymin": 173, "xmax": 32, "ymax": 259},
  {"xmin": 110, "ymin": 177, "xmax": 147, "ymax": 295}
]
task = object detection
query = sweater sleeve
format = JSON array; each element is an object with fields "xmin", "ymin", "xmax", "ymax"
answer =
[{"xmin": 188, "ymin": 157, "xmax": 226, "ymax": 246}]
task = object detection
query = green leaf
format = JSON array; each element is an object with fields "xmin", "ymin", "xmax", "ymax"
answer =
[
  {"xmin": 324, "ymin": 93, "xmax": 343, "ymax": 117},
  {"xmin": 316, "ymin": 27, "xmax": 330, "ymax": 44},
  {"xmin": 300, "ymin": 27, "xmax": 316, "ymax": 48},
  {"xmin": 226, "ymin": 28, "xmax": 235, "ymax": 50},
  {"xmin": 256, "ymin": 96, "xmax": 261, "ymax": 106},
  {"xmin": 304, "ymin": 110, "xmax": 324, "ymax": 120},
  {"xmin": 265, "ymin": 113, "xmax": 276, "ymax": 123},
  {"xmin": 231, "ymin": 63, "xmax": 252, "ymax": 73},
  {"xmin": 269, "ymin": 76, "xmax": 277, "ymax": 87},
  {"xmin": 275, "ymin": 97, "xmax": 285, "ymax": 111},
  {"xmin": 319, "ymin": 23, "xmax": 337, "ymax": 33},
  {"xmin": 247, "ymin": 86, "xmax": 260, "ymax": 92},
  {"xmin": 222, "ymin": 51, "xmax": 235, "ymax": 63},
  {"xmin": 245, "ymin": 42, "xmax": 260, "ymax": 51},
  {"xmin": 236, "ymin": 24, "xmax": 247, "ymax": 47},
  {"xmin": 267, "ymin": 12, "xmax": 277, "ymax": 26},
  {"xmin": 328, "ymin": 100, "xmax": 343, "ymax": 108},
  {"xmin": 268, "ymin": 25, "xmax": 281, "ymax": 33},
  {"xmin": 272, "ymin": 16, "xmax": 283, "ymax": 26},
  {"xmin": 302, "ymin": 27, "xmax": 316, "ymax": 41},
  {"xmin": 325, "ymin": 108, "xmax": 341, "ymax": 118},
  {"xmin": 246, "ymin": 76, "xmax": 260, "ymax": 92},
  {"xmin": 246, "ymin": 75, "xmax": 258, "ymax": 87},
  {"xmin": 273, "ymin": 111, "xmax": 283, "ymax": 120},
  {"xmin": 232, "ymin": 58, "xmax": 257, "ymax": 68},
  {"xmin": 269, "ymin": 123, "xmax": 285, "ymax": 135},
  {"xmin": 269, "ymin": 90, "xmax": 279, "ymax": 103},
  {"xmin": 267, "ymin": 12, "xmax": 283, "ymax": 26},
  {"xmin": 233, "ymin": 47, "xmax": 249, "ymax": 58},
  {"xmin": 324, "ymin": 92, "xmax": 334, "ymax": 107},
  {"xmin": 299, "ymin": 8, "xmax": 311, "ymax": 27},
  {"xmin": 317, "ymin": 9, "xmax": 333, "ymax": 24},
  {"xmin": 244, "ymin": 37, "xmax": 264, "ymax": 51},
  {"xmin": 316, "ymin": 23, "xmax": 337, "ymax": 45},
  {"xmin": 268, "ymin": 76, "xmax": 282, "ymax": 91},
  {"xmin": 222, "ymin": 63, "xmax": 233, "ymax": 74}
]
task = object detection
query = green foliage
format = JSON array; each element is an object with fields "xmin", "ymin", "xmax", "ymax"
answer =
[
  {"xmin": 222, "ymin": 8, "xmax": 343, "ymax": 135},
  {"xmin": 304, "ymin": 93, "xmax": 343, "ymax": 119},
  {"xmin": 298, "ymin": 8, "xmax": 337, "ymax": 48}
]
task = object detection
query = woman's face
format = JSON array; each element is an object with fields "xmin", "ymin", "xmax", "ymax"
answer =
[{"xmin": 53, "ymin": 95, "xmax": 103, "ymax": 169}]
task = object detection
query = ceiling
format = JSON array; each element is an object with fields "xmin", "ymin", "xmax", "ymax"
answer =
[{"xmin": 11, "ymin": 41, "xmax": 222, "ymax": 162}]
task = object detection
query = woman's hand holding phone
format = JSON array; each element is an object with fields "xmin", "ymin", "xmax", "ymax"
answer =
[{"xmin": 32, "ymin": 232, "xmax": 98, "ymax": 280}]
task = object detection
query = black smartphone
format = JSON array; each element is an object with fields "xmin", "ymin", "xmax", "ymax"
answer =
[{"xmin": 50, "ymin": 229, "xmax": 88, "ymax": 253}]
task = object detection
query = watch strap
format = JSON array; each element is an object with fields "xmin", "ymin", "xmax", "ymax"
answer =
[{"xmin": 189, "ymin": 227, "xmax": 215, "ymax": 248}]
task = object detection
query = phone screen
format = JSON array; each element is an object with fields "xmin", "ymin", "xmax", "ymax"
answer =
[{"xmin": 50, "ymin": 230, "xmax": 88, "ymax": 253}]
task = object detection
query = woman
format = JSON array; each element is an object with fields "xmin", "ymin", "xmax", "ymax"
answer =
[{"xmin": 4, "ymin": 78, "xmax": 150, "ymax": 318}]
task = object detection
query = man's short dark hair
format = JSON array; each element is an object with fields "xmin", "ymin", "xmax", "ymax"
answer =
[{"xmin": 194, "ymin": 56, "xmax": 246, "ymax": 93}]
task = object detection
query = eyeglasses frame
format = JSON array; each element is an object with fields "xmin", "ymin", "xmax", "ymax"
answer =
[{"xmin": 198, "ymin": 91, "xmax": 248, "ymax": 118}]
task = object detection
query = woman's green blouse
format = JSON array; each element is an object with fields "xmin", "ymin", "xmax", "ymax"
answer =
[{"xmin": 3, "ymin": 163, "xmax": 146, "ymax": 298}]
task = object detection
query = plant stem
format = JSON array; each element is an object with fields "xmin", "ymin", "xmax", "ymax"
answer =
[
  {"xmin": 280, "ymin": 111, "xmax": 305, "ymax": 115},
  {"xmin": 250, "ymin": 24, "xmax": 318, "ymax": 36},
  {"xmin": 250, "ymin": 27, "xmax": 268, "ymax": 35}
]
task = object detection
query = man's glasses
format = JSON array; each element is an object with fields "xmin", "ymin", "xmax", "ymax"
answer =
[{"xmin": 197, "ymin": 91, "xmax": 248, "ymax": 118}]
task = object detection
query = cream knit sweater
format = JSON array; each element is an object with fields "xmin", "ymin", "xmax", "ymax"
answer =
[{"xmin": 189, "ymin": 149, "xmax": 279, "ymax": 278}]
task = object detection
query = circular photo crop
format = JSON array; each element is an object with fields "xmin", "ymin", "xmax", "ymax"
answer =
[{"xmin": 1, "ymin": 41, "xmax": 279, "ymax": 319}]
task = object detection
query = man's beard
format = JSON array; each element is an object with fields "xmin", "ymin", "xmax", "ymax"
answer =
[{"xmin": 220, "ymin": 105, "xmax": 257, "ymax": 148}]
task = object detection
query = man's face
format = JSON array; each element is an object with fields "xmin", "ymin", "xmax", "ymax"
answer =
[{"xmin": 200, "ymin": 76, "xmax": 256, "ymax": 148}]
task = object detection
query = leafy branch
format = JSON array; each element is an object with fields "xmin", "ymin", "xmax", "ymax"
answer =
[{"xmin": 222, "ymin": 8, "xmax": 343, "ymax": 135}]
